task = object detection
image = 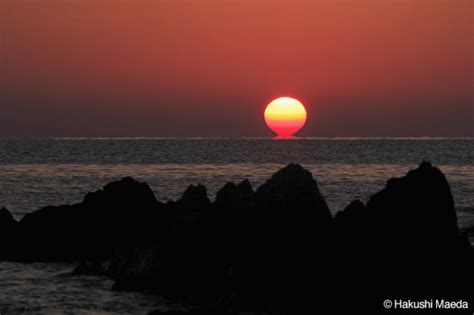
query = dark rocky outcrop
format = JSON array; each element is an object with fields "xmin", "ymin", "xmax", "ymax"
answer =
[
  {"xmin": 0, "ymin": 207, "xmax": 18, "ymax": 259},
  {"xmin": 334, "ymin": 161, "xmax": 474, "ymax": 313},
  {"xmin": 1, "ymin": 162, "xmax": 473, "ymax": 314},
  {"xmin": 14, "ymin": 177, "xmax": 165, "ymax": 261},
  {"xmin": 233, "ymin": 164, "xmax": 334, "ymax": 312},
  {"xmin": 113, "ymin": 164, "xmax": 336, "ymax": 313},
  {"xmin": 0, "ymin": 207, "xmax": 16, "ymax": 226},
  {"xmin": 0, "ymin": 207, "xmax": 17, "ymax": 232},
  {"xmin": 214, "ymin": 180, "xmax": 254, "ymax": 211},
  {"xmin": 113, "ymin": 183, "xmax": 214, "ymax": 298}
]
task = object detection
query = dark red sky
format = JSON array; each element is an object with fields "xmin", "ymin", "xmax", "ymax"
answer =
[{"xmin": 1, "ymin": 0, "xmax": 472, "ymax": 137}]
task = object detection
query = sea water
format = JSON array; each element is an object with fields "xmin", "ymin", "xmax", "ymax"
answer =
[{"xmin": 0, "ymin": 138, "xmax": 473, "ymax": 313}]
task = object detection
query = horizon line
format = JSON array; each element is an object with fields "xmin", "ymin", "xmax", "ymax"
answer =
[{"xmin": 1, "ymin": 136, "xmax": 473, "ymax": 141}]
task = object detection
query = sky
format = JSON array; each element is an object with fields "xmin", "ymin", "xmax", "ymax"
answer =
[{"xmin": 1, "ymin": 0, "xmax": 472, "ymax": 137}]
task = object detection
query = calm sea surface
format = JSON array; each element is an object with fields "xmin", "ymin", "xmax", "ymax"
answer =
[{"xmin": 0, "ymin": 138, "xmax": 473, "ymax": 313}]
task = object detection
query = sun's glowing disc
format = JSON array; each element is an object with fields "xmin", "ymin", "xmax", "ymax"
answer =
[{"xmin": 264, "ymin": 97, "xmax": 307, "ymax": 137}]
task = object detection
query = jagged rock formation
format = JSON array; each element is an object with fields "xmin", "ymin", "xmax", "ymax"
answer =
[
  {"xmin": 0, "ymin": 162, "xmax": 472, "ymax": 314},
  {"xmin": 8, "ymin": 177, "xmax": 164, "ymax": 261},
  {"xmin": 112, "ymin": 164, "xmax": 336, "ymax": 313},
  {"xmin": 334, "ymin": 161, "xmax": 473, "ymax": 312}
]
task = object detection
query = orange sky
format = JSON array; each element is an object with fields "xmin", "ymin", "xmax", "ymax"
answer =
[{"xmin": 1, "ymin": 0, "xmax": 472, "ymax": 137}]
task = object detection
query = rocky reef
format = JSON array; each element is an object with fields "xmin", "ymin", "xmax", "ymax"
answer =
[
  {"xmin": 3, "ymin": 177, "xmax": 166, "ymax": 261},
  {"xmin": 0, "ymin": 162, "xmax": 472, "ymax": 314}
]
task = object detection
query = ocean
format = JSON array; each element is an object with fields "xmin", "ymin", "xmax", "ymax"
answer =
[{"xmin": 0, "ymin": 138, "xmax": 473, "ymax": 314}]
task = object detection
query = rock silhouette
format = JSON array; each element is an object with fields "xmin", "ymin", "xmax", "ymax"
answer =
[
  {"xmin": 0, "ymin": 207, "xmax": 17, "ymax": 233},
  {"xmin": 114, "ymin": 164, "xmax": 336, "ymax": 312},
  {"xmin": 13, "ymin": 177, "xmax": 164, "ymax": 261},
  {"xmin": 0, "ymin": 162, "xmax": 472, "ymax": 314},
  {"xmin": 0, "ymin": 207, "xmax": 18, "ymax": 259},
  {"xmin": 238, "ymin": 163, "xmax": 334, "ymax": 312},
  {"xmin": 334, "ymin": 161, "xmax": 473, "ymax": 312}
]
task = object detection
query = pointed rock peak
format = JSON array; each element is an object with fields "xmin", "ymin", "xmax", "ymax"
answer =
[
  {"xmin": 84, "ymin": 177, "xmax": 156, "ymax": 204},
  {"xmin": 406, "ymin": 161, "xmax": 446, "ymax": 183},
  {"xmin": 270, "ymin": 163, "xmax": 312, "ymax": 182},
  {"xmin": 215, "ymin": 180, "xmax": 255, "ymax": 207},
  {"xmin": 386, "ymin": 161, "xmax": 446, "ymax": 192},
  {"xmin": 237, "ymin": 179, "xmax": 253, "ymax": 193},
  {"xmin": 419, "ymin": 160, "xmax": 433, "ymax": 169},
  {"xmin": 411, "ymin": 160, "xmax": 441, "ymax": 176},
  {"xmin": 220, "ymin": 182, "xmax": 238, "ymax": 193},
  {"xmin": 346, "ymin": 199, "xmax": 366, "ymax": 211},
  {"xmin": 216, "ymin": 180, "xmax": 253, "ymax": 197},
  {"xmin": 183, "ymin": 183, "xmax": 207, "ymax": 196},
  {"xmin": 367, "ymin": 161, "xmax": 458, "ymax": 238},
  {"xmin": 180, "ymin": 184, "xmax": 210, "ymax": 205},
  {"xmin": 215, "ymin": 182, "xmax": 238, "ymax": 205},
  {"xmin": 257, "ymin": 164, "xmax": 313, "ymax": 192},
  {"xmin": 336, "ymin": 199, "xmax": 365, "ymax": 216},
  {"xmin": 335, "ymin": 199, "xmax": 366, "ymax": 220},
  {"xmin": 259, "ymin": 163, "xmax": 319, "ymax": 195},
  {"xmin": 256, "ymin": 164, "xmax": 331, "ymax": 218},
  {"xmin": 378, "ymin": 161, "xmax": 452, "ymax": 198},
  {"xmin": 103, "ymin": 177, "xmax": 145, "ymax": 191}
]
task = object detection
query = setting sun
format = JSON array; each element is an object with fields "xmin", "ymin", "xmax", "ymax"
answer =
[{"xmin": 264, "ymin": 97, "xmax": 307, "ymax": 137}]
